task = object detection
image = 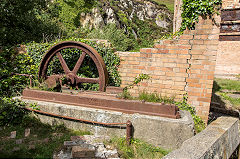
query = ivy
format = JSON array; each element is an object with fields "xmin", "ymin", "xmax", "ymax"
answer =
[
  {"xmin": 25, "ymin": 38, "xmax": 121, "ymax": 89},
  {"xmin": 180, "ymin": 0, "xmax": 221, "ymax": 31}
]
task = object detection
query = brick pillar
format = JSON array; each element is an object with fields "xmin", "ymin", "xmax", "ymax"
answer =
[{"xmin": 186, "ymin": 16, "xmax": 220, "ymax": 122}]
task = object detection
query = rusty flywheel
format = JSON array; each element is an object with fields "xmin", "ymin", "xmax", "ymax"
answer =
[{"xmin": 38, "ymin": 41, "xmax": 108, "ymax": 91}]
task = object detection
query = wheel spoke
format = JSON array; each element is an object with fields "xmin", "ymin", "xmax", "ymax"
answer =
[
  {"xmin": 72, "ymin": 52, "xmax": 86, "ymax": 74},
  {"xmin": 56, "ymin": 52, "xmax": 70, "ymax": 74},
  {"xmin": 76, "ymin": 77, "xmax": 99, "ymax": 84}
]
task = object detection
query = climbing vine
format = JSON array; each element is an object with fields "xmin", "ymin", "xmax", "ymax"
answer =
[{"xmin": 180, "ymin": 0, "xmax": 222, "ymax": 31}]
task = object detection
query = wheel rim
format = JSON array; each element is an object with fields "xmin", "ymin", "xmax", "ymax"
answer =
[{"xmin": 38, "ymin": 41, "xmax": 108, "ymax": 91}]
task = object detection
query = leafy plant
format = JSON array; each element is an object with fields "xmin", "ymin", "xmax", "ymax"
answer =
[
  {"xmin": 138, "ymin": 91, "xmax": 175, "ymax": 104},
  {"xmin": 0, "ymin": 0, "xmax": 62, "ymax": 46},
  {"xmin": 175, "ymin": 96, "xmax": 205, "ymax": 133},
  {"xmin": 106, "ymin": 137, "xmax": 170, "ymax": 159},
  {"xmin": 0, "ymin": 98, "xmax": 28, "ymax": 126},
  {"xmin": 118, "ymin": 74, "xmax": 151, "ymax": 99},
  {"xmin": 180, "ymin": 0, "xmax": 221, "ymax": 31},
  {"xmin": 0, "ymin": 47, "xmax": 37, "ymax": 97}
]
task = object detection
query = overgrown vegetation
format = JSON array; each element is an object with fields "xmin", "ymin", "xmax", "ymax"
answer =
[
  {"xmin": 213, "ymin": 78, "xmax": 240, "ymax": 109},
  {"xmin": 118, "ymin": 74, "xmax": 205, "ymax": 133},
  {"xmin": 213, "ymin": 78, "xmax": 240, "ymax": 92},
  {"xmin": 180, "ymin": 0, "xmax": 221, "ymax": 31},
  {"xmin": 152, "ymin": 0, "xmax": 174, "ymax": 13},
  {"xmin": 137, "ymin": 92, "xmax": 205, "ymax": 133},
  {"xmin": 26, "ymin": 38, "xmax": 121, "ymax": 89},
  {"xmin": 106, "ymin": 137, "xmax": 170, "ymax": 159},
  {"xmin": 0, "ymin": 98, "xmax": 28, "ymax": 126},
  {"xmin": 0, "ymin": 115, "xmax": 90, "ymax": 158}
]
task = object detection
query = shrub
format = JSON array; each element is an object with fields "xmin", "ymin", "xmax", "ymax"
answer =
[
  {"xmin": 0, "ymin": 47, "xmax": 37, "ymax": 97},
  {"xmin": 87, "ymin": 24, "xmax": 136, "ymax": 51},
  {"xmin": 0, "ymin": 98, "xmax": 28, "ymax": 126},
  {"xmin": 25, "ymin": 38, "xmax": 121, "ymax": 88}
]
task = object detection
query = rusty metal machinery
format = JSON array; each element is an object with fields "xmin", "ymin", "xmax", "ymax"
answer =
[
  {"xmin": 21, "ymin": 41, "xmax": 181, "ymax": 119},
  {"xmin": 38, "ymin": 41, "xmax": 108, "ymax": 91}
]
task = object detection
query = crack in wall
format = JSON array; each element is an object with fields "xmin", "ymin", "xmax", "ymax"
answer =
[{"xmin": 184, "ymin": 33, "xmax": 195, "ymax": 95}]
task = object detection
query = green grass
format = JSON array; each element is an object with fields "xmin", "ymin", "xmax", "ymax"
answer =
[
  {"xmin": 0, "ymin": 116, "xmax": 90, "ymax": 158},
  {"xmin": 214, "ymin": 78, "xmax": 240, "ymax": 92},
  {"xmin": 138, "ymin": 91, "xmax": 175, "ymax": 104},
  {"xmin": 213, "ymin": 78, "xmax": 240, "ymax": 109},
  {"xmin": 219, "ymin": 92, "xmax": 240, "ymax": 108},
  {"xmin": 105, "ymin": 137, "xmax": 170, "ymax": 159},
  {"xmin": 152, "ymin": 0, "xmax": 175, "ymax": 13}
]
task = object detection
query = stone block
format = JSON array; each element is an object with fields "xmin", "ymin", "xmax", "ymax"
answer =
[
  {"xmin": 10, "ymin": 131, "xmax": 16, "ymax": 139},
  {"xmin": 25, "ymin": 128, "xmax": 30, "ymax": 137},
  {"xmin": 71, "ymin": 144, "xmax": 96, "ymax": 158},
  {"xmin": 163, "ymin": 117, "xmax": 240, "ymax": 159}
]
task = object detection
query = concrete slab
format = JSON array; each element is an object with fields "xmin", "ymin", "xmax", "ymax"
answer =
[
  {"xmin": 20, "ymin": 97, "xmax": 195, "ymax": 150},
  {"xmin": 163, "ymin": 117, "xmax": 240, "ymax": 159}
]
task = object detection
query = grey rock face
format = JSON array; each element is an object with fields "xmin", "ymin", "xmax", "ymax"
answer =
[{"xmin": 80, "ymin": 0, "xmax": 172, "ymax": 30}]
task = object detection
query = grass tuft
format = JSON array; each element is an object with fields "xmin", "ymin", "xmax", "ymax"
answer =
[{"xmin": 106, "ymin": 137, "xmax": 170, "ymax": 159}]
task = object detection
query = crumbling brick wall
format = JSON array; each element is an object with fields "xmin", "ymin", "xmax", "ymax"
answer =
[{"xmin": 118, "ymin": 16, "xmax": 220, "ymax": 122}]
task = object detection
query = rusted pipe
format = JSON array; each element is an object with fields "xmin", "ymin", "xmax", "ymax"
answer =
[
  {"xmin": 126, "ymin": 120, "xmax": 132, "ymax": 145},
  {"xmin": 24, "ymin": 107, "xmax": 133, "ymax": 145}
]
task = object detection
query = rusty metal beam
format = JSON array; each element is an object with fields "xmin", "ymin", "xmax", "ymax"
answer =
[{"xmin": 22, "ymin": 89, "xmax": 181, "ymax": 119}]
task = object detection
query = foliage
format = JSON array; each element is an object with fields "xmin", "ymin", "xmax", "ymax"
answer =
[
  {"xmin": 219, "ymin": 92, "xmax": 240, "ymax": 108},
  {"xmin": 138, "ymin": 91, "xmax": 175, "ymax": 104},
  {"xmin": 213, "ymin": 78, "xmax": 240, "ymax": 109},
  {"xmin": 124, "ymin": 74, "xmax": 151, "ymax": 90},
  {"xmin": 106, "ymin": 137, "xmax": 169, "ymax": 158},
  {"xmin": 51, "ymin": 0, "xmax": 96, "ymax": 33},
  {"xmin": 87, "ymin": 24, "xmax": 135, "ymax": 51},
  {"xmin": 0, "ymin": 47, "xmax": 37, "ymax": 97},
  {"xmin": 175, "ymin": 96, "xmax": 206, "ymax": 133},
  {"xmin": 151, "ymin": 0, "xmax": 175, "ymax": 13},
  {"xmin": 0, "ymin": 98, "xmax": 28, "ymax": 126},
  {"xmin": 25, "ymin": 38, "xmax": 121, "ymax": 89},
  {"xmin": 86, "ymin": 5, "xmax": 171, "ymax": 51},
  {"xmin": 236, "ymin": 74, "xmax": 240, "ymax": 80},
  {"xmin": 214, "ymin": 78, "xmax": 240, "ymax": 92},
  {"xmin": 0, "ymin": 0, "xmax": 62, "ymax": 46},
  {"xmin": 0, "ymin": 116, "xmax": 90, "ymax": 158},
  {"xmin": 118, "ymin": 76, "xmax": 205, "ymax": 133},
  {"xmin": 180, "ymin": 0, "xmax": 221, "ymax": 31},
  {"xmin": 118, "ymin": 74, "xmax": 151, "ymax": 99}
]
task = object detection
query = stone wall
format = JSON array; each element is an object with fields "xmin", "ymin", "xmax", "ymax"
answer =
[
  {"xmin": 163, "ymin": 117, "xmax": 240, "ymax": 159},
  {"xmin": 118, "ymin": 16, "xmax": 220, "ymax": 122}
]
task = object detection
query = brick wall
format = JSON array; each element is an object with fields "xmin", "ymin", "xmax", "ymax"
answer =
[
  {"xmin": 118, "ymin": 16, "xmax": 220, "ymax": 122},
  {"xmin": 222, "ymin": 0, "xmax": 240, "ymax": 9},
  {"xmin": 215, "ymin": 41, "xmax": 240, "ymax": 79}
]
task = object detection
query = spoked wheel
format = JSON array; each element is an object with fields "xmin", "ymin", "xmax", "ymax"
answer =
[{"xmin": 38, "ymin": 41, "xmax": 108, "ymax": 91}]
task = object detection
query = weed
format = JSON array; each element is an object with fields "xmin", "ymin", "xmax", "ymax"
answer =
[
  {"xmin": 106, "ymin": 137, "xmax": 170, "ymax": 159},
  {"xmin": 175, "ymin": 96, "xmax": 205, "ymax": 133},
  {"xmin": 219, "ymin": 92, "xmax": 240, "ymax": 108},
  {"xmin": 138, "ymin": 91, "xmax": 175, "ymax": 104}
]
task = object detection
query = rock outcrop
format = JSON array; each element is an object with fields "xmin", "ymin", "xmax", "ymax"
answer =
[{"xmin": 80, "ymin": 0, "xmax": 173, "ymax": 32}]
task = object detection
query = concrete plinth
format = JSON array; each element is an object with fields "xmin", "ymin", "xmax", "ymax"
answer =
[{"xmin": 20, "ymin": 97, "xmax": 194, "ymax": 150}]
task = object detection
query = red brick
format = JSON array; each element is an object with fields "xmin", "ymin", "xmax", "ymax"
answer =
[{"xmin": 198, "ymin": 97, "xmax": 211, "ymax": 103}]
